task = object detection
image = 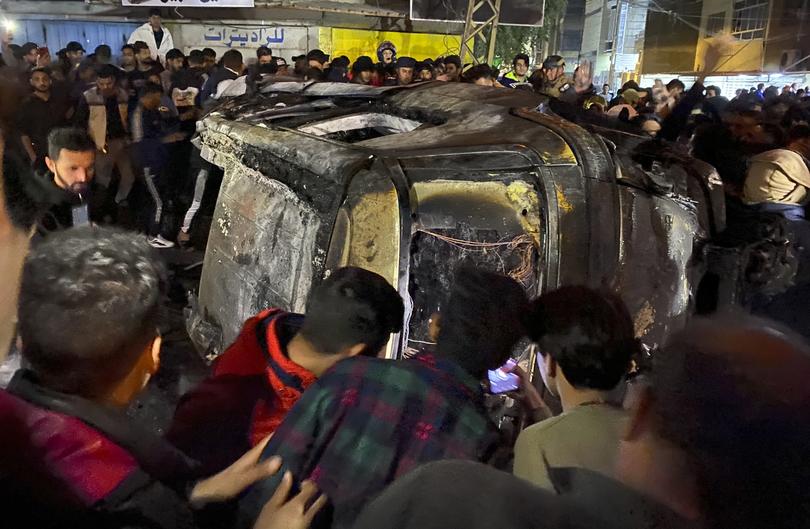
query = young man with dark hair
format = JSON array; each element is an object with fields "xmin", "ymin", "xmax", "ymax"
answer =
[
  {"xmin": 202, "ymin": 47, "xmax": 217, "ymax": 72},
  {"xmin": 160, "ymin": 48, "xmax": 185, "ymax": 92},
  {"xmin": 128, "ymin": 7, "xmax": 175, "ymax": 63},
  {"xmin": 93, "ymin": 44, "xmax": 112, "ymax": 66},
  {"xmin": 168, "ymin": 267, "xmax": 405, "ymax": 473},
  {"xmin": 462, "ymin": 63, "xmax": 496, "ymax": 86},
  {"xmin": 17, "ymin": 68, "xmax": 72, "ymax": 168},
  {"xmin": 350, "ymin": 56, "xmax": 375, "ymax": 84},
  {"xmin": 201, "ymin": 49, "xmax": 244, "ymax": 102},
  {"xmin": 257, "ymin": 46, "xmax": 274, "ymax": 65},
  {"xmin": 0, "ymin": 226, "xmax": 325, "ymax": 529},
  {"xmin": 74, "ymin": 64, "xmax": 135, "ymax": 206},
  {"xmin": 513, "ymin": 286, "xmax": 637, "ymax": 489},
  {"xmin": 238, "ymin": 268, "xmax": 528, "ymax": 529},
  {"xmin": 353, "ymin": 314, "xmax": 810, "ymax": 529},
  {"xmin": 500, "ymin": 52, "xmax": 530, "ymax": 87},
  {"xmin": 666, "ymin": 78, "xmax": 685, "ymax": 98},
  {"xmin": 443, "ymin": 54, "xmax": 462, "ymax": 81}
]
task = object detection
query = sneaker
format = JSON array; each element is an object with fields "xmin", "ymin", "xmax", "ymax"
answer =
[{"xmin": 148, "ymin": 235, "xmax": 176, "ymax": 249}]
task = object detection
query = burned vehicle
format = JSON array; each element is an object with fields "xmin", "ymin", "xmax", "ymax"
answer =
[{"xmin": 186, "ymin": 81, "xmax": 772, "ymax": 363}]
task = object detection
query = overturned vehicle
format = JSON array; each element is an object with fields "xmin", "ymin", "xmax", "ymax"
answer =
[{"xmin": 186, "ymin": 81, "xmax": 793, "ymax": 362}]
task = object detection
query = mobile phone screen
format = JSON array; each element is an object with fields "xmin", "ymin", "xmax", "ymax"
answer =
[{"xmin": 487, "ymin": 359, "xmax": 520, "ymax": 394}]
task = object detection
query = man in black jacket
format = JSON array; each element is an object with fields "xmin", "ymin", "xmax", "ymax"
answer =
[{"xmin": 0, "ymin": 226, "xmax": 326, "ymax": 529}]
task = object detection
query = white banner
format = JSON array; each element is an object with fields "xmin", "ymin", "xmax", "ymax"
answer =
[
  {"xmin": 122, "ymin": 1, "xmax": 255, "ymax": 7},
  {"xmin": 177, "ymin": 24, "xmax": 309, "ymax": 51}
]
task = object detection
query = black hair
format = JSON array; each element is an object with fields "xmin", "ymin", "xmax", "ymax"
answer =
[
  {"xmin": 298, "ymin": 267, "xmax": 404, "ymax": 356},
  {"xmin": 257, "ymin": 46, "xmax": 272, "ymax": 58},
  {"xmin": 18, "ymin": 226, "xmax": 166, "ymax": 397},
  {"xmin": 133, "ymin": 41, "xmax": 150, "ymax": 53},
  {"xmin": 436, "ymin": 267, "xmax": 528, "ymax": 379},
  {"xmin": 188, "ymin": 49, "xmax": 205, "ymax": 65},
  {"xmin": 29, "ymin": 67, "xmax": 52, "ymax": 80},
  {"xmin": 202, "ymin": 48, "xmax": 216, "ymax": 59},
  {"xmin": 706, "ymin": 85, "xmax": 721, "ymax": 96},
  {"xmin": 788, "ymin": 123, "xmax": 810, "ymax": 142},
  {"xmin": 94, "ymin": 45, "xmax": 112, "ymax": 59},
  {"xmin": 222, "ymin": 49, "xmax": 243, "ymax": 70},
  {"xmin": 139, "ymin": 82, "xmax": 164, "ymax": 98},
  {"xmin": 121, "ymin": 44, "xmax": 135, "ymax": 53},
  {"xmin": 651, "ymin": 315, "xmax": 810, "ymax": 529},
  {"xmin": 47, "ymin": 127, "xmax": 95, "ymax": 162},
  {"xmin": 148, "ymin": 7, "xmax": 161, "ymax": 17},
  {"xmin": 97, "ymin": 64, "xmax": 119, "ymax": 80},
  {"xmin": 528, "ymin": 286, "xmax": 637, "ymax": 390},
  {"xmin": 444, "ymin": 55, "xmax": 461, "ymax": 68},
  {"xmin": 513, "ymin": 53, "xmax": 530, "ymax": 68},
  {"xmin": 462, "ymin": 63, "xmax": 494, "ymax": 83},
  {"xmin": 666, "ymin": 79, "xmax": 685, "ymax": 92},
  {"xmin": 166, "ymin": 48, "xmax": 184, "ymax": 61}
]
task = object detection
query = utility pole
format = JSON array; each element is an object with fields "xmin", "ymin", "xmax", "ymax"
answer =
[
  {"xmin": 459, "ymin": 0, "xmax": 504, "ymax": 65},
  {"xmin": 607, "ymin": 0, "xmax": 623, "ymax": 89}
]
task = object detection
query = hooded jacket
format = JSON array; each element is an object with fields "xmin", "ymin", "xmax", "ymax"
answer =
[{"xmin": 128, "ymin": 23, "xmax": 175, "ymax": 64}]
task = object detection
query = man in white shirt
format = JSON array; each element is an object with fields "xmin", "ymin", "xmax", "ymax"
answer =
[{"xmin": 127, "ymin": 8, "xmax": 174, "ymax": 64}]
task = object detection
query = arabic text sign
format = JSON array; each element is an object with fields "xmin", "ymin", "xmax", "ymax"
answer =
[
  {"xmin": 179, "ymin": 25, "xmax": 309, "ymax": 50},
  {"xmin": 122, "ymin": 0, "xmax": 255, "ymax": 7}
]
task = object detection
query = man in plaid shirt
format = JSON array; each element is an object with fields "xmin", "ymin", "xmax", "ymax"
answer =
[{"xmin": 240, "ymin": 268, "xmax": 530, "ymax": 529}]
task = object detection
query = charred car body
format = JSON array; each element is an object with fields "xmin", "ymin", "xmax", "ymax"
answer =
[{"xmin": 186, "ymin": 81, "xmax": 791, "ymax": 362}]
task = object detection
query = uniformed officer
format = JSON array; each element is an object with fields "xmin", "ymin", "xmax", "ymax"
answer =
[{"xmin": 530, "ymin": 55, "xmax": 574, "ymax": 98}]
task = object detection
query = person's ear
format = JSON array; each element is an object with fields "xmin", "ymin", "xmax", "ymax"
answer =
[
  {"xmin": 344, "ymin": 343, "xmax": 366, "ymax": 358},
  {"xmin": 44, "ymin": 156, "xmax": 56, "ymax": 174},
  {"xmin": 623, "ymin": 382, "xmax": 653, "ymax": 442},
  {"xmin": 148, "ymin": 335, "xmax": 162, "ymax": 375},
  {"xmin": 428, "ymin": 312, "xmax": 441, "ymax": 342}
]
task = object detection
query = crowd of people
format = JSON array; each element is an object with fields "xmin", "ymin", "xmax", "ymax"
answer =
[{"xmin": 1, "ymin": 8, "xmax": 810, "ymax": 529}]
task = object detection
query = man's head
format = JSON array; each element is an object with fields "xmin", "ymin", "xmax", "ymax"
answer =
[
  {"xmin": 188, "ymin": 49, "xmax": 205, "ymax": 69},
  {"xmin": 275, "ymin": 57, "xmax": 289, "ymax": 74},
  {"xmin": 65, "ymin": 41, "xmax": 85, "ymax": 65},
  {"xmin": 724, "ymin": 108, "xmax": 764, "ymax": 143},
  {"xmin": 18, "ymin": 226, "xmax": 165, "ymax": 405},
  {"xmin": 618, "ymin": 315, "xmax": 810, "ymax": 527},
  {"xmin": 139, "ymin": 83, "xmax": 163, "ymax": 110},
  {"xmin": 165, "ymin": 48, "xmax": 185, "ymax": 72},
  {"xmin": 602, "ymin": 83, "xmax": 610, "ymax": 93},
  {"xmin": 121, "ymin": 44, "xmax": 136, "ymax": 68},
  {"xmin": 222, "ymin": 49, "xmax": 244, "ymax": 74},
  {"xmin": 45, "ymin": 128, "xmax": 96, "ymax": 195},
  {"xmin": 786, "ymin": 124, "xmax": 810, "ymax": 158},
  {"xmin": 513, "ymin": 53, "xmax": 530, "ymax": 77},
  {"xmin": 96, "ymin": 64, "xmax": 119, "ymax": 97},
  {"xmin": 706, "ymin": 85, "xmax": 720, "ymax": 98},
  {"xmin": 94, "ymin": 44, "xmax": 112, "ymax": 65},
  {"xmin": 351, "ymin": 56, "xmax": 375, "ymax": 84},
  {"xmin": 307, "ymin": 49, "xmax": 329, "ymax": 70},
  {"xmin": 396, "ymin": 56, "xmax": 416, "ymax": 85},
  {"xmin": 435, "ymin": 267, "xmax": 528, "ymax": 379},
  {"xmin": 528, "ymin": 286, "xmax": 636, "ymax": 398},
  {"xmin": 463, "ymin": 63, "xmax": 495, "ymax": 86},
  {"xmin": 757, "ymin": 82, "xmax": 765, "ymax": 90},
  {"xmin": 133, "ymin": 40, "xmax": 151, "ymax": 64},
  {"xmin": 29, "ymin": 68, "xmax": 52, "ymax": 94},
  {"xmin": 541, "ymin": 55, "xmax": 565, "ymax": 82},
  {"xmin": 257, "ymin": 46, "xmax": 273, "ymax": 65},
  {"xmin": 202, "ymin": 48, "xmax": 217, "ymax": 69},
  {"xmin": 21, "ymin": 42, "xmax": 38, "ymax": 66},
  {"xmin": 148, "ymin": 7, "xmax": 162, "ymax": 30},
  {"xmin": 444, "ymin": 55, "xmax": 462, "ymax": 81},
  {"xmin": 298, "ymin": 267, "xmax": 404, "ymax": 359},
  {"xmin": 666, "ymin": 78, "xmax": 685, "ymax": 97}
]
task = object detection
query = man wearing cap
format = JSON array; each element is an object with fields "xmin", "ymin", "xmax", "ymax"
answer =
[
  {"xmin": 531, "ymin": 55, "xmax": 574, "ymax": 98},
  {"xmin": 305, "ymin": 49, "xmax": 329, "ymax": 81},
  {"xmin": 275, "ymin": 57, "xmax": 289, "ymax": 75},
  {"xmin": 391, "ymin": 56, "xmax": 416, "ymax": 86},
  {"xmin": 606, "ymin": 88, "xmax": 645, "ymax": 119},
  {"xmin": 351, "ymin": 56, "xmax": 375, "ymax": 85},
  {"xmin": 128, "ymin": 7, "xmax": 175, "ymax": 64}
]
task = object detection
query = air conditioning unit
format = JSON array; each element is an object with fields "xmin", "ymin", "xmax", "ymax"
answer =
[{"xmin": 780, "ymin": 49, "xmax": 803, "ymax": 71}]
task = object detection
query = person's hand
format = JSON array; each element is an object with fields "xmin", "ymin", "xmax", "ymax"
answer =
[
  {"xmin": 699, "ymin": 34, "xmax": 734, "ymax": 82},
  {"xmin": 574, "ymin": 59, "xmax": 593, "ymax": 94},
  {"xmin": 508, "ymin": 364, "xmax": 552, "ymax": 424},
  {"xmin": 1, "ymin": 29, "xmax": 12, "ymax": 47},
  {"xmin": 189, "ymin": 436, "xmax": 281, "ymax": 507},
  {"xmin": 253, "ymin": 473, "xmax": 328, "ymax": 529}
]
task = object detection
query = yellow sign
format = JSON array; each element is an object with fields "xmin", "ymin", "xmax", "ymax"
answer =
[{"xmin": 320, "ymin": 28, "xmax": 461, "ymax": 62}]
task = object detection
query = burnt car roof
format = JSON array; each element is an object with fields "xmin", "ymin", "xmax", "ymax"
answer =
[{"xmin": 206, "ymin": 81, "xmax": 579, "ymax": 166}]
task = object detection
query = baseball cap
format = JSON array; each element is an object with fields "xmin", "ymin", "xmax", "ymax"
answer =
[
  {"xmin": 306, "ymin": 49, "xmax": 329, "ymax": 63},
  {"xmin": 66, "ymin": 41, "xmax": 85, "ymax": 53},
  {"xmin": 542, "ymin": 55, "xmax": 565, "ymax": 69},
  {"xmin": 621, "ymin": 88, "xmax": 641, "ymax": 104},
  {"xmin": 275, "ymin": 57, "xmax": 288, "ymax": 67}
]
